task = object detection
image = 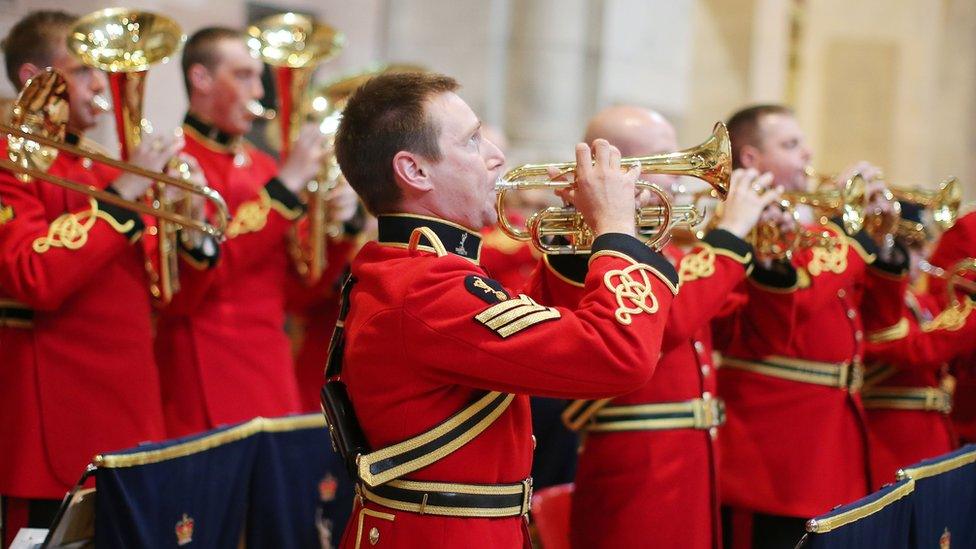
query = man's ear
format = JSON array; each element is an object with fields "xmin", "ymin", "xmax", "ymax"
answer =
[
  {"xmin": 392, "ymin": 151, "xmax": 433, "ymax": 193},
  {"xmin": 738, "ymin": 144, "xmax": 761, "ymax": 170},
  {"xmin": 187, "ymin": 63, "xmax": 212, "ymax": 95},
  {"xmin": 17, "ymin": 63, "xmax": 42, "ymax": 89}
]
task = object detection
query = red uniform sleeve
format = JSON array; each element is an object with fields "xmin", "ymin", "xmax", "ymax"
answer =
[
  {"xmin": 928, "ymin": 212, "xmax": 976, "ymax": 308},
  {"xmin": 401, "ymin": 233, "xmax": 680, "ymax": 399},
  {"xmin": 662, "ymin": 230, "xmax": 752, "ymax": 345},
  {"xmin": 865, "ymin": 305, "xmax": 976, "ymax": 372},
  {"xmin": 0, "ymin": 169, "xmax": 145, "ymax": 310}
]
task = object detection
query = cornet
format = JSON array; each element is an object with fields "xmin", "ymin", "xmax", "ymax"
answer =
[
  {"xmin": 247, "ymin": 12, "xmax": 344, "ymax": 285},
  {"xmin": 751, "ymin": 173, "xmax": 867, "ymax": 260},
  {"xmin": 496, "ymin": 122, "xmax": 731, "ymax": 254},
  {"xmin": 889, "ymin": 177, "xmax": 961, "ymax": 242}
]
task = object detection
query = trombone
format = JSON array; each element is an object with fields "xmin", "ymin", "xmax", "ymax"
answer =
[
  {"xmin": 751, "ymin": 173, "xmax": 868, "ymax": 260},
  {"xmin": 496, "ymin": 122, "xmax": 732, "ymax": 254},
  {"xmin": 247, "ymin": 12, "xmax": 344, "ymax": 285}
]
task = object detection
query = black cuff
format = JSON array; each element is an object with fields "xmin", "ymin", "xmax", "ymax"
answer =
[
  {"xmin": 703, "ymin": 229, "xmax": 754, "ymax": 265},
  {"xmin": 591, "ymin": 232, "xmax": 679, "ymax": 289},
  {"xmin": 178, "ymin": 232, "xmax": 220, "ymax": 269},
  {"xmin": 265, "ymin": 177, "xmax": 306, "ymax": 213},
  {"xmin": 546, "ymin": 254, "xmax": 589, "ymax": 285},
  {"xmin": 750, "ymin": 258, "xmax": 798, "ymax": 289},
  {"xmin": 99, "ymin": 188, "xmax": 145, "ymax": 240},
  {"xmin": 871, "ymin": 241, "xmax": 909, "ymax": 277},
  {"xmin": 830, "ymin": 216, "xmax": 879, "ymax": 258}
]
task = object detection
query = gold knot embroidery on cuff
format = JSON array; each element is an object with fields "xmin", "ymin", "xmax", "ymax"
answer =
[
  {"xmin": 678, "ymin": 245, "xmax": 716, "ymax": 283},
  {"xmin": 808, "ymin": 236, "xmax": 848, "ymax": 277},
  {"xmin": 604, "ymin": 262, "xmax": 659, "ymax": 325},
  {"xmin": 33, "ymin": 197, "xmax": 134, "ymax": 253},
  {"xmin": 226, "ymin": 190, "xmax": 270, "ymax": 238}
]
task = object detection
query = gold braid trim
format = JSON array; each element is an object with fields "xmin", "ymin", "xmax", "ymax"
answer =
[
  {"xmin": 32, "ymin": 197, "xmax": 135, "ymax": 253},
  {"xmin": 678, "ymin": 244, "xmax": 717, "ymax": 283},
  {"xmin": 226, "ymin": 189, "xmax": 271, "ymax": 238},
  {"xmin": 807, "ymin": 233, "xmax": 849, "ymax": 277},
  {"xmin": 921, "ymin": 298, "xmax": 974, "ymax": 333},
  {"xmin": 866, "ymin": 318, "xmax": 910, "ymax": 343}
]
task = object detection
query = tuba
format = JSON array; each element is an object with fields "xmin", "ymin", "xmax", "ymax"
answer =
[
  {"xmin": 247, "ymin": 12, "xmax": 344, "ymax": 284},
  {"xmin": 0, "ymin": 70, "xmax": 229, "ymax": 265},
  {"xmin": 496, "ymin": 122, "xmax": 731, "ymax": 254},
  {"xmin": 67, "ymin": 7, "xmax": 198, "ymax": 304}
]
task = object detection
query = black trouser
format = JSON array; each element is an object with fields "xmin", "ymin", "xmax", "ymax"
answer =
[{"xmin": 722, "ymin": 506, "xmax": 808, "ymax": 549}]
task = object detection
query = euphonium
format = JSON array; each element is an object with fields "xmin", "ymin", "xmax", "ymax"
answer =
[
  {"xmin": 0, "ymin": 70, "xmax": 229, "ymax": 264},
  {"xmin": 496, "ymin": 122, "xmax": 731, "ymax": 254},
  {"xmin": 751, "ymin": 173, "xmax": 868, "ymax": 260},
  {"xmin": 67, "ymin": 7, "xmax": 192, "ymax": 304},
  {"xmin": 247, "ymin": 12, "xmax": 344, "ymax": 284}
]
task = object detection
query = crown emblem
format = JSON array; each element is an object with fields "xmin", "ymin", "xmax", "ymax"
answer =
[
  {"xmin": 319, "ymin": 473, "xmax": 338, "ymax": 502},
  {"xmin": 175, "ymin": 513, "xmax": 195, "ymax": 546}
]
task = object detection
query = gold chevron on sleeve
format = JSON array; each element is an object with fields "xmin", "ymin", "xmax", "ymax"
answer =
[
  {"xmin": 866, "ymin": 318, "xmax": 910, "ymax": 343},
  {"xmin": 475, "ymin": 294, "xmax": 561, "ymax": 338}
]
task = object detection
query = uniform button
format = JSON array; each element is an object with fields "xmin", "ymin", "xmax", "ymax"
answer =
[
  {"xmin": 847, "ymin": 309, "xmax": 857, "ymax": 319},
  {"xmin": 837, "ymin": 289, "xmax": 846, "ymax": 298},
  {"xmin": 694, "ymin": 341, "xmax": 705, "ymax": 353},
  {"xmin": 709, "ymin": 427, "xmax": 718, "ymax": 439},
  {"xmin": 855, "ymin": 330, "xmax": 863, "ymax": 341},
  {"xmin": 81, "ymin": 158, "xmax": 93, "ymax": 169},
  {"xmin": 701, "ymin": 364, "xmax": 711, "ymax": 376},
  {"xmin": 369, "ymin": 527, "xmax": 380, "ymax": 545},
  {"xmin": 702, "ymin": 391, "xmax": 712, "ymax": 400}
]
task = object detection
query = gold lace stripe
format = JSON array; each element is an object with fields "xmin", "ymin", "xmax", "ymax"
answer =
[
  {"xmin": 897, "ymin": 447, "xmax": 976, "ymax": 481},
  {"xmin": 361, "ymin": 488, "xmax": 524, "ymax": 518},
  {"xmin": 866, "ymin": 318, "xmax": 910, "ymax": 343},
  {"xmin": 483, "ymin": 303, "xmax": 549, "ymax": 330},
  {"xmin": 357, "ymin": 392, "xmax": 515, "ymax": 487},
  {"xmin": 496, "ymin": 308, "xmax": 560, "ymax": 337},
  {"xmin": 805, "ymin": 479, "xmax": 914, "ymax": 533},
  {"xmin": 562, "ymin": 398, "xmax": 612, "ymax": 431},
  {"xmin": 387, "ymin": 479, "xmax": 524, "ymax": 496}
]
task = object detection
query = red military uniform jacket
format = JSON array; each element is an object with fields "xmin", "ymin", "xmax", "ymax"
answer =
[
  {"xmin": 337, "ymin": 214, "xmax": 679, "ymax": 549},
  {"xmin": 716, "ymin": 221, "xmax": 906, "ymax": 518},
  {"xmin": 557, "ymin": 230, "xmax": 753, "ymax": 549},
  {"xmin": 863, "ymin": 283, "xmax": 976, "ymax": 487},
  {"xmin": 0, "ymin": 136, "xmax": 165, "ymax": 497},
  {"xmin": 287, "ymin": 237, "xmax": 358, "ymax": 412},
  {"xmin": 154, "ymin": 115, "xmax": 305, "ymax": 437},
  {"xmin": 927, "ymin": 211, "xmax": 976, "ymax": 442}
]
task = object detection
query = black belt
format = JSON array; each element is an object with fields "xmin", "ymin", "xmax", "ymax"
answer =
[
  {"xmin": 0, "ymin": 300, "xmax": 33, "ymax": 328},
  {"xmin": 361, "ymin": 478, "xmax": 533, "ymax": 518}
]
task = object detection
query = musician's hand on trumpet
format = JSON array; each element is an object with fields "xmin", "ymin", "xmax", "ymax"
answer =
[
  {"xmin": 278, "ymin": 122, "xmax": 327, "ymax": 194},
  {"xmin": 714, "ymin": 168, "xmax": 782, "ymax": 239},
  {"xmin": 111, "ymin": 132, "xmax": 185, "ymax": 200},
  {"xmin": 570, "ymin": 139, "xmax": 641, "ymax": 238},
  {"xmin": 162, "ymin": 154, "xmax": 211, "ymax": 249}
]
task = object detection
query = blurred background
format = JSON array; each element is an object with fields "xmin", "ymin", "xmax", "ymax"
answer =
[{"xmin": 1, "ymin": 0, "xmax": 973, "ymax": 196}]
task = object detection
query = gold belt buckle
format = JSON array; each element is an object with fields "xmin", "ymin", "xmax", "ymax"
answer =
[
  {"xmin": 695, "ymin": 394, "xmax": 723, "ymax": 429},
  {"xmin": 847, "ymin": 362, "xmax": 864, "ymax": 393},
  {"xmin": 521, "ymin": 478, "xmax": 534, "ymax": 515}
]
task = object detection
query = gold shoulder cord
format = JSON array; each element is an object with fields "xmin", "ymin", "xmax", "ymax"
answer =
[
  {"xmin": 33, "ymin": 197, "xmax": 134, "ymax": 253},
  {"xmin": 678, "ymin": 245, "xmax": 716, "ymax": 283},
  {"xmin": 807, "ymin": 236, "xmax": 849, "ymax": 277},
  {"xmin": 226, "ymin": 190, "xmax": 271, "ymax": 238}
]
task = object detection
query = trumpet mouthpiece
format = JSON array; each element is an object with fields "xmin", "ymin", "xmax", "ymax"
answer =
[{"xmin": 91, "ymin": 94, "xmax": 111, "ymax": 113}]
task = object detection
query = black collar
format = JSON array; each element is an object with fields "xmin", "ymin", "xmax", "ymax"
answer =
[
  {"xmin": 378, "ymin": 214, "xmax": 482, "ymax": 263},
  {"xmin": 183, "ymin": 112, "xmax": 239, "ymax": 148}
]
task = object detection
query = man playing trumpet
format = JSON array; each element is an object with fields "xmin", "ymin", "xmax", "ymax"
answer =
[
  {"xmin": 716, "ymin": 104, "xmax": 908, "ymax": 548},
  {"xmin": 0, "ymin": 10, "xmax": 189, "ymax": 543},
  {"xmin": 324, "ymin": 72, "xmax": 681, "ymax": 547}
]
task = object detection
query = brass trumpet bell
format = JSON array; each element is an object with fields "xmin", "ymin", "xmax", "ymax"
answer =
[
  {"xmin": 496, "ymin": 122, "xmax": 731, "ymax": 253},
  {"xmin": 891, "ymin": 177, "xmax": 961, "ymax": 232}
]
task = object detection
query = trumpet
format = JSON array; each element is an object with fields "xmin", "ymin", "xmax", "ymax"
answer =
[
  {"xmin": 751, "ymin": 173, "xmax": 867, "ymax": 260},
  {"xmin": 889, "ymin": 177, "xmax": 961, "ymax": 240},
  {"xmin": 247, "ymin": 12, "xmax": 344, "ymax": 285},
  {"xmin": 0, "ymin": 70, "xmax": 228, "ymax": 245},
  {"xmin": 920, "ymin": 259, "xmax": 976, "ymax": 309},
  {"xmin": 496, "ymin": 122, "xmax": 731, "ymax": 254}
]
